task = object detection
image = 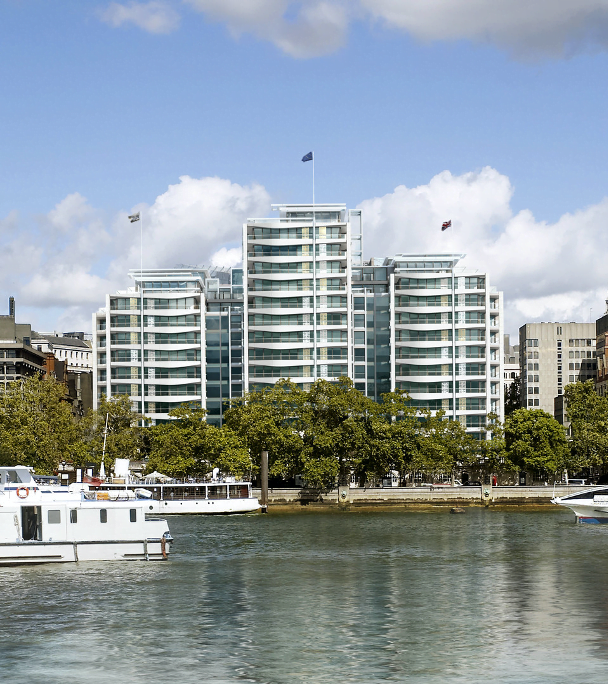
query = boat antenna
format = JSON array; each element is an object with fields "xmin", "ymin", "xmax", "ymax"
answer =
[{"xmin": 100, "ymin": 413, "xmax": 108, "ymax": 480}]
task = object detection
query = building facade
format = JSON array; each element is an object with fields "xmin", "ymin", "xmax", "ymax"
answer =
[
  {"xmin": 93, "ymin": 204, "xmax": 504, "ymax": 437},
  {"xmin": 32, "ymin": 332, "xmax": 92, "ymax": 372},
  {"xmin": 503, "ymin": 334, "xmax": 520, "ymax": 388},
  {"xmin": 518, "ymin": 322, "xmax": 596, "ymax": 414},
  {"xmin": 93, "ymin": 267, "xmax": 243, "ymax": 426},
  {"xmin": 596, "ymin": 311, "xmax": 608, "ymax": 397},
  {"xmin": 0, "ymin": 297, "xmax": 47, "ymax": 389}
]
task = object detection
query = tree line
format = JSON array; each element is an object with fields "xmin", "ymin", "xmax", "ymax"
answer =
[{"xmin": 0, "ymin": 375, "xmax": 606, "ymax": 484}]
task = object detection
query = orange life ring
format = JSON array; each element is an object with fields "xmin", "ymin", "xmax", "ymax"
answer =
[{"xmin": 16, "ymin": 487, "xmax": 29, "ymax": 499}]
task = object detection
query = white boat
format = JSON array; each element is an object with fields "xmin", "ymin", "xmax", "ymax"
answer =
[
  {"xmin": 552, "ymin": 486, "xmax": 608, "ymax": 523},
  {"xmin": 86, "ymin": 479, "xmax": 261, "ymax": 515},
  {"xmin": 0, "ymin": 467, "xmax": 173, "ymax": 564}
]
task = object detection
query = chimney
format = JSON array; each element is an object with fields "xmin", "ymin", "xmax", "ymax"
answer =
[{"xmin": 8, "ymin": 296, "xmax": 15, "ymax": 318}]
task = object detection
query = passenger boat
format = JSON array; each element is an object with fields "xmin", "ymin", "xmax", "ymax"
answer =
[
  {"xmin": 0, "ymin": 466, "xmax": 172, "ymax": 564},
  {"xmin": 552, "ymin": 486, "xmax": 608, "ymax": 523},
  {"xmin": 87, "ymin": 479, "xmax": 261, "ymax": 515}
]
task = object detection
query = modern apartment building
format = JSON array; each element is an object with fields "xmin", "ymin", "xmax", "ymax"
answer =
[
  {"xmin": 243, "ymin": 204, "xmax": 355, "ymax": 392},
  {"xmin": 518, "ymin": 322, "xmax": 596, "ymax": 414},
  {"xmin": 94, "ymin": 203, "xmax": 504, "ymax": 438},
  {"xmin": 242, "ymin": 204, "xmax": 503, "ymax": 439},
  {"xmin": 93, "ymin": 267, "xmax": 244, "ymax": 426}
]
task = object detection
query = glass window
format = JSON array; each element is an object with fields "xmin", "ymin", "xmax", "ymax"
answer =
[
  {"xmin": 48, "ymin": 510, "xmax": 61, "ymax": 524},
  {"xmin": 100, "ymin": 509, "xmax": 108, "ymax": 523},
  {"xmin": 130, "ymin": 509, "xmax": 137, "ymax": 523},
  {"xmin": 70, "ymin": 509, "xmax": 77, "ymax": 523}
]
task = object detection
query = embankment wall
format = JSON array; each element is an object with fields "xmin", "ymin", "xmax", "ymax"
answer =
[{"xmin": 252, "ymin": 485, "xmax": 589, "ymax": 508}]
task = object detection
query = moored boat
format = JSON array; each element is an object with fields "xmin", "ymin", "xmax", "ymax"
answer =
[
  {"xmin": 0, "ymin": 466, "xmax": 172, "ymax": 564},
  {"xmin": 552, "ymin": 486, "xmax": 608, "ymax": 523},
  {"xmin": 88, "ymin": 479, "xmax": 261, "ymax": 515}
]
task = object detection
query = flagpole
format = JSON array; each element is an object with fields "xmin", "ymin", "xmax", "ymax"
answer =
[
  {"xmin": 312, "ymin": 151, "xmax": 317, "ymax": 384},
  {"xmin": 140, "ymin": 211, "xmax": 144, "ymax": 426}
]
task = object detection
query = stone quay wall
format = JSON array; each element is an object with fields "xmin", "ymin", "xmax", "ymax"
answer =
[{"xmin": 252, "ymin": 485, "xmax": 590, "ymax": 508}]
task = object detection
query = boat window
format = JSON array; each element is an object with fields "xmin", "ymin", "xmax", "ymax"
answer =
[
  {"xmin": 208, "ymin": 485, "xmax": 227, "ymax": 500},
  {"xmin": 229, "ymin": 485, "xmax": 249, "ymax": 499},
  {"xmin": 48, "ymin": 510, "xmax": 61, "ymax": 524},
  {"xmin": 100, "ymin": 509, "xmax": 108, "ymax": 523},
  {"xmin": 130, "ymin": 509, "xmax": 137, "ymax": 522},
  {"xmin": 70, "ymin": 509, "xmax": 77, "ymax": 523},
  {"xmin": 562, "ymin": 491, "xmax": 599, "ymax": 500},
  {"xmin": 6, "ymin": 470, "xmax": 23, "ymax": 483}
]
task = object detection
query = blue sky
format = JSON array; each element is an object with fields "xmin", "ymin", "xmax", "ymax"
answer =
[{"xmin": 2, "ymin": 0, "xmax": 608, "ymax": 335}]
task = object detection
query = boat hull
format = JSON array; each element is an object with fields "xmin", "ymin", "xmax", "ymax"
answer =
[
  {"xmin": 0, "ymin": 539, "xmax": 170, "ymax": 565},
  {"xmin": 552, "ymin": 488, "xmax": 608, "ymax": 523},
  {"xmin": 142, "ymin": 498, "xmax": 261, "ymax": 515}
]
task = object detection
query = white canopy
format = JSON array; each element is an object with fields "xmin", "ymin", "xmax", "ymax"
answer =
[{"xmin": 144, "ymin": 471, "xmax": 173, "ymax": 482}]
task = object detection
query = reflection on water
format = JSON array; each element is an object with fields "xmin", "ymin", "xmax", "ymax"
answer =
[{"xmin": 2, "ymin": 509, "xmax": 608, "ymax": 683}]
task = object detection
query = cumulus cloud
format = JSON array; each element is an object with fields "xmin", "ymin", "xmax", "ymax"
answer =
[
  {"xmin": 6, "ymin": 168, "xmax": 608, "ymax": 336},
  {"xmin": 107, "ymin": 175, "xmax": 268, "ymax": 280},
  {"xmin": 210, "ymin": 246, "xmax": 242, "ymax": 268},
  {"xmin": 362, "ymin": 0, "xmax": 608, "ymax": 58},
  {"xmin": 100, "ymin": 0, "xmax": 608, "ymax": 58},
  {"xmin": 0, "ymin": 176, "xmax": 269, "ymax": 331},
  {"xmin": 100, "ymin": 1, "xmax": 181, "ymax": 34},
  {"xmin": 358, "ymin": 168, "xmax": 608, "ymax": 335},
  {"xmin": 185, "ymin": 0, "xmax": 349, "ymax": 57}
]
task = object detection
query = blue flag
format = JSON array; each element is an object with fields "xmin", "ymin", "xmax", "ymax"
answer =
[{"xmin": 302, "ymin": 151, "xmax": 313, "ymax": 162}]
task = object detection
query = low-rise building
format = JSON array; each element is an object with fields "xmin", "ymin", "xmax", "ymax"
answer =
[
  {"xmin": 0, "ymin": 297, "xmax": 46, "ymax": 390},
  {"xmin": 31, "ymin": 332, "xmax": 92, "ymax": 371}
]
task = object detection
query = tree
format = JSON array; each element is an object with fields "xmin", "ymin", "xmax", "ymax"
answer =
[
  {"xmin": 504, "ymin": 376, "xmax": 522, "ymax": 415},
  {"xmin": 504, "ymin": 408, "xmax": 569, "ymax": 476},
  {"xmin": 471, "ymin": 413, "xmax": 511, "ymax": 474},
  {"xmin": 223, "ymin": 379, "xmax": 307, "ymax": 481},
  {"xmin": 0, "ymin": 375, "xmax": 81, "ymax": 473},
  {"xmin": 146, "ymin": 406, "xmax": 252, "ymax": 479},
  {"xmin": 564, "ymin": 380, "xmax": 608, "ymax": 471},
  {"xmin": 78, "ymin": 394, "xmax": 146, "ymax": 472}
]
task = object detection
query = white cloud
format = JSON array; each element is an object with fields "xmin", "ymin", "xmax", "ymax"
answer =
[
  {"xmin": 100, "ymin": 1, "xmax": 181, "ymax": 34},
  {"xmin": 185, "ymin": 0, "xmax": 348, "ymax": 57},
  {"xmin": 210, "ymin": 246, "xmax": 242, "ymax": 268},
  {"xmin": 362, "ymin": 0, "xmax": 608, "ymax": 58},
  {"xmin": 358, "ymin": 168, "xmax": 608, "ymax": 335},
  {"xmin": 108, "ymin": 175, "xmax": 268, "ymax": 280},
  {"xmin": 1, "ymin": 176, "xmax": 268, "ymax": 331},
  {"xmin": 6, "ymin": 168, "xmax": 608, "ymax": 336},
  {"xmin": 100, "ymin": 0, "xmax": 608, "ymax": 58}
]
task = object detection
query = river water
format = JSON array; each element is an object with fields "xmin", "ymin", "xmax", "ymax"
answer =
[{"xmin": 1, "ymin": 508, "xmax": 608, "ymax": 683}]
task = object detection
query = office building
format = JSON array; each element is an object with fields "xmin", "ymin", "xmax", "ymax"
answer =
[
  {"xmin": 519, "ymin": 322, "xmax": 596, "ymax": 414},
  {"xmin": 0, "ymin": 297, "xmax": 47, "ymax": 389}
]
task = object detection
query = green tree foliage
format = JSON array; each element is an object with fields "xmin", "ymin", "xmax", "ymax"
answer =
[
  {"xmin": 146, "ymin": 406, "xmax": 251, "ymax": 479},
  {"xmin": 223, "ymin": 379, "xmax": 308, "ymax": 481},
  {"xmin": 504, "ymin": 408, "xmax": 569, "ymax": 475},
  {"xmin": 0, "ymin": 375, "xmax": 81, "ymax": 473},
  {"xmin": 504, "ymin": 376, "xmax": 522, "ymax": 416},
  {"xmin": 564, "ymin": 380, "xmax": 608, "ymax": 470},
  {"xmin": 78, "ymin": 394, "xmax": 146, "ymax": 471}
]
